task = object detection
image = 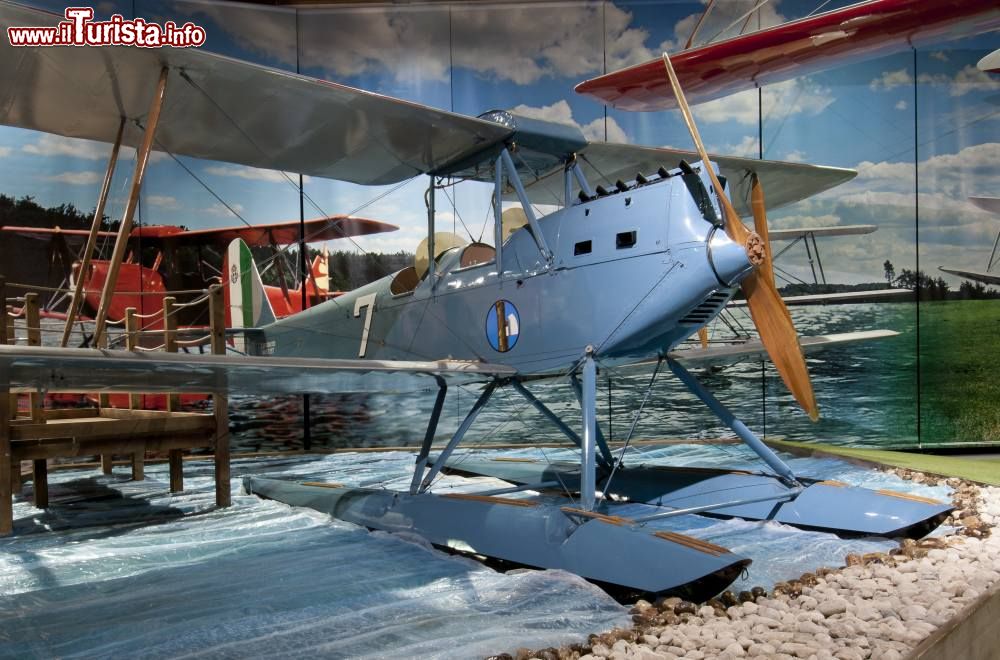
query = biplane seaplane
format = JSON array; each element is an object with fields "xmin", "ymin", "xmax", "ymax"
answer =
[
  {"xmin": 0, "ymin": 0, "xmax": 960, "ymax": 598},
  {"xmin": 2, "ymin": 214, "xmax": 396, "ymax": 329}
]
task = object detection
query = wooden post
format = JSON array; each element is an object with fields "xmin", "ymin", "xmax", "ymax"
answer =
[
  {"xmin": 0, "ymin": 282, "xmax": 13, "ymax": 503},
  {"xmin": 32, "ymin": 459, "xmax": 47, "ymax": 509},
  {"xmin": 163, "ymin": 296, "xmax": 182, "ymax": 492},
  {"xmin": 125, "ymin": 308, "xmax": 141, "ymax": 410},
  {"xmin": 4, "ymin": 306, "xmax": 14, "ymax": 424},
  {"xmin": 96, "ymin": 329, "xmax": 110, "ymax": 409},
  {"xmin": 0, "ymin": 276, "xmax": 5, "ymax": 345},
  {"xmin": 1, "ymin": 373, "xmax": 11, "ymax": 535},
  {"xmin": 92, "ymin": 68, "xmax": 168, "ymax": 347},
  {"xmin": 25, "ymin": 293, "xmax": 42, "ymax": 423},
  {"xmin": 97, "ymin": 329, "xmax": 112, "ymax": 474},
  {"xmin": 61, "ymin": 117, "xmax": 126, "ymax": 347},
  {"xmin": 124, "ymin": 307, "xmax": 144, "ymax": 480},
  {"xmin": 209, "ymin": 285, "xmax": 230, "ymax": 507}
]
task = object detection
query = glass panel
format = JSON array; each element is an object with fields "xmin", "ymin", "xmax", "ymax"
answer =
[{"xmin": 915, "ymin": 34, "xmax": 1000, "ymax": 448}]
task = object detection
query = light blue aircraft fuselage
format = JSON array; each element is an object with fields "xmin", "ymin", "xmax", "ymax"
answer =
[{"xmin": 248, "ymin": 164, "xmax": 752, "ymax": 375}]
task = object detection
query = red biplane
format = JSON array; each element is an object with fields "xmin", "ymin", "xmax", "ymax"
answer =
[{"xmin": 3, "ymin": 215, "xmax": 397, "ymax": 329}]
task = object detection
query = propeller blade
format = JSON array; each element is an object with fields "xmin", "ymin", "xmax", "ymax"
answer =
[
  {"xmin": 661, "ymin": 52, "xmax": 818, "ymax": 421},
  {"xmin": 742, "ymin": 272, "xmax": 819, "ymax": 421},
  {"xmin": 750, "ymin": 173, "xmax": 775, "ymax": 289}
]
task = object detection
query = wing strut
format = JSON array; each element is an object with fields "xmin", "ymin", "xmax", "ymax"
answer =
[
  {"xmin": 60, "ymin": 117, "xmax": 126, "ymax": 346},
  {"xmin": 93, "ymin": 68, "xmax": 169, "ymax": 346}
]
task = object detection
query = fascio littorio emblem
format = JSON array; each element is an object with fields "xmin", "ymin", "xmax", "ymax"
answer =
[{"xmin": 486, "ymin": 300, "xmax": 520, "ymax": 353}]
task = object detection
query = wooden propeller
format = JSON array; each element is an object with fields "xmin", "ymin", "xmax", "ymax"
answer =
[{"xmin": 661, "ymin": 53, "xmax": 819, "ymax": 421}]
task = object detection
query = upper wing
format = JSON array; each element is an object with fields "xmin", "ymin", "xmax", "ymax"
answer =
[
  {"xmin": 939, "ymin": 267, "xmax": 1000, "ymax": 286},
  {"xmin": 0, "ymin": 344, "xmax": 515, "ymax": 395},
  {"xmin": 576, "ymin": 0, "xmax": 1000, "ymax": 111},
  {"xmin": 132, "ymin": 216, "xmax": 398, "ymax": 247},
  {"xmin": 510, "ymin": 142, "xmax": 856, "ymax": 216},
  {"xmin": 769, "ymin": 224, "xmax": 876, "ymax": 241},
  {"xmin": 0, "ymin": 2, "xmax": 511, "ymax": 185}
]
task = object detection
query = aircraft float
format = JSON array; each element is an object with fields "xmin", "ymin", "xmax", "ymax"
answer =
[{"xmin": 2, "ymin": 0, "xmax": 993, "ymax": 597}]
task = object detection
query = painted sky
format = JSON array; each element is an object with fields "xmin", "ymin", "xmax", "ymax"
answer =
[{"xmin": 1, "ymin": 0, "xmax": 997, "ymax": 287}]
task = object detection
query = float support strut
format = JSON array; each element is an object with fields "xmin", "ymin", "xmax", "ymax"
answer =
[
  {"xmin": 667, "ymin": 358, "xmax": 799, "ymax": 486},
  {"xmin": 511, "ymin": 380, "xmax": 612, "ymax": 468},
  {"xmin": 410, "ymin": 377, "xmax": 447, "ymax": 495},
  {"xmin": 419, "ymin": 380, "xmax": 498, "ymax": 493},
  {"xmin": 570, "ymin": 374, "xmax": 615, "ymax": 467},
  {"xmin": 580, "ymin": 347, "xmax": 597, "ymax": 511}
]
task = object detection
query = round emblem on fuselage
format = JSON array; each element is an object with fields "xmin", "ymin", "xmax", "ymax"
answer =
[{"xmin": 486, "ymin": 300, "xmax": 520, "ymax": 352}]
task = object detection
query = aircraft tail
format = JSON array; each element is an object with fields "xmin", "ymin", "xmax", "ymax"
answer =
[{"xmin": 224, "ymin": 238, "xmax": 276, "ymax": 329}]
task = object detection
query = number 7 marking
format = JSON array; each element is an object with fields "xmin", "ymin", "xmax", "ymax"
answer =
[{"xmin": 353, "ymin": 293, "xmax": 377, "ymax": 357}]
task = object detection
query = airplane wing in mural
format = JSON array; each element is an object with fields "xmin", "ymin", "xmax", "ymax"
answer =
[
  {"xmin": 938, "ymin": 267, "xmax": 1000, "ymax": 286},
  {"xmin": 575, "ymin": 0, "xmax": 1000, "ymax": 112}
]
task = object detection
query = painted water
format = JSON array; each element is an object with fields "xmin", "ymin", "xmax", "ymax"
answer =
[{"xmin": 226, "ymin": 302, "xmax": 924, "ymax": 451}]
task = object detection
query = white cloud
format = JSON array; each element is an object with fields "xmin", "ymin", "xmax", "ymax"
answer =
[
  {"xmin": 931, "ymin": 51, "xmax": 950, "ymax": 63},
  {"xmin": 870, "ymin": 66, "xmax": 999, "ymax": 97},
  {"xmin": 23, "ymin": 134, "xmax": 107, "ymax": 160},
  {"xmin": 0, "ymin": 146, "xmax": 10, "ymax": 158},
  {"xmin": 946, "ymin": 65, "xmax": 999, "ymax": 97},
  {"xmin": 852, "ymin": 143, "xmax": 1000, "ymax": 198},
  {"xmin": 693, "ymin": 78, "xmax": 834, "ymax": 126},
  {"xmin": 672, "ymin": 0, "xmax": 786, "ymax": 51},
  {"xmin": 191, "ymin": 3, "xmax": 654, "ymax": 87},
  {"xmin": 509, "ymin": 100, "xmax": 627, "ymax": 144},
  {"xmin": 895, "ymin": 100, "xmax": 908, "ymax": 111},
  {"xmin": 710, "ymin": 135, "xmax": 759, "ymax": 157},
  {"xmin": 47, "ymin": 171, "xmax": 101, "ymax": 185},
  {"xmin": 783, "ymin": 150, "xmax": 806, "ymax": 163},
  {"xmin": 205, "ymin": 202, "xmax": 246, "ymax": 218},
  {"xmin": 870, "ymin": 68, "xmax": 912, "ymax": 91},
  {"xmin": 147, "ymin": 195, "xmax": 179, "ymax": 210},
  {"xmin": 205, "ymin": 164, "xmax": 295, "ymax": 184},
  {"xmin": 773, "ymin": 143, "xmax": 1000, "ymax": 284}
]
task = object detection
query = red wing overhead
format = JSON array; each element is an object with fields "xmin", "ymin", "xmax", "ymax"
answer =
[
  {"xmin": 576, "ymin": 0, "xmax": 1000, "ymax": 112},
  {"xmin": 131, "ymin": 216, "xmax": 398, "ymax": 247},
  {"xmin": 3, "ymin": 217, "xmax": 397, "ymax": 247}
]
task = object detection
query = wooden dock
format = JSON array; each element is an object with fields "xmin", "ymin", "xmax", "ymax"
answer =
[{"xmin": 0, "ymin": 279, "xmax": 230, "ymax": 535}]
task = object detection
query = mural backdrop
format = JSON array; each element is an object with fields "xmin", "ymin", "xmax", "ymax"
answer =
[{"xmin": 1, "ymin": 0, "xmax": 997, "ymax": 451}]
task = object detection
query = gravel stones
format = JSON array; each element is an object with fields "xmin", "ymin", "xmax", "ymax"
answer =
[{"xmin": 501, "ymin": 474, "xmax": 1000, "ymax": 660}]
